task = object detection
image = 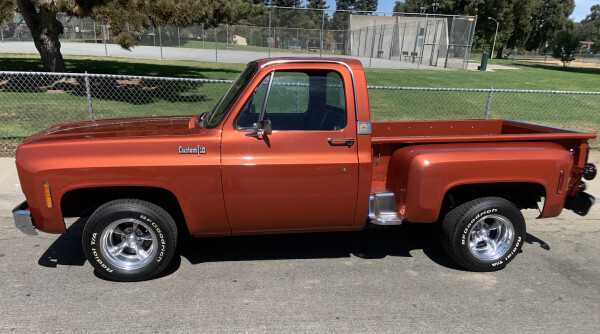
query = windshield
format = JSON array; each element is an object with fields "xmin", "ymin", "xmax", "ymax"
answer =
[{"xmin": 205, "ymin": 62, "xmax": 258, "ymax": 128}]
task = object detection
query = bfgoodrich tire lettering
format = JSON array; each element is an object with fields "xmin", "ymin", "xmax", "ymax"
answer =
[
  {"xmin": 441, "ymin": 197, "xmax": 526, "ymax": 271},
  {"xmin": 82, "ymin": 199, "xmax": 177, "ymax": 282}
]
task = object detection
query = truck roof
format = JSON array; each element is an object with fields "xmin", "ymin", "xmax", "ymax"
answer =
[{"xmin": 254, "ymin": 57, "xmax": 365, "ymax": 71}]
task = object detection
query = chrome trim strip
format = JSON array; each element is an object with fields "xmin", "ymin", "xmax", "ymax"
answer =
[
  {"xmin": 12, "ymin": 201, "xmax": 38, "ymax": 236},
  {"xmin": 259, "ymin": 72, "xmax": 275, "ymax": 121},
  {"xmin": 260, "ymin": 59, "xmax": 360, "ymax": 121},
  {"xmin": 558, "ymin": 170, "xmax": 565, "ymax": 194}
]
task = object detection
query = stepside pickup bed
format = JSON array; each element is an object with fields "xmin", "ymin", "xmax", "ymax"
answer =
[{"xmin": 13, "ymin": 58, "xmax": 597, "ymax": 281}]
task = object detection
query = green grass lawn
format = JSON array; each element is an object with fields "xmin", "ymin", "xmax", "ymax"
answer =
[
  {"xmin": 0, "ymin": 53, "xmax": 246, "ymax": 79},
  {"xmin": 1, "ymin": 53, "xmax": 598, "ymax": 158},
  {"xmin": 2, "ymin": 53, "xmax": 598, "ymax": 89}
]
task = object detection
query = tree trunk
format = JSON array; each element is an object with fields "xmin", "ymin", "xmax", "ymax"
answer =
[
  {"xmin": 17, "ymin": 0, "xmax": 66, "ymax": 72},
  {"xmin": 496, "ymin": 48, "xmax": 504, "ymax": 60}
]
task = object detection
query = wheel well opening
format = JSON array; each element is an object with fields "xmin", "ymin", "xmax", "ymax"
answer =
[
  {"xmin": 61, "ymin": 186, "xmax": 189, "ymax": 235},
  {"xmin": 441, "ymin": 182, "xmax": 546, "ymax": 218}
]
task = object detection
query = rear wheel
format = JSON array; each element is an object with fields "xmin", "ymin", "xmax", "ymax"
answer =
[
  {"xmin": 82, "ymin": 199, "xmax": 177, "ymax": 281},
  {"xmin": 441, "ymin": 197, "xmax": 526, "ymax": 271}
]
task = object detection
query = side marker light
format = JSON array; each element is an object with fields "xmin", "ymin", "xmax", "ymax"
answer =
[{"xmin": 43, "ymin": 182, "xmax": 53, "ymax": 208}]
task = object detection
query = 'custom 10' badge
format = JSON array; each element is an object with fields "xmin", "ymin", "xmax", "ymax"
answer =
[{"xmin": 178, "ymin": 145, "xmax": 206, "ymax": 156}]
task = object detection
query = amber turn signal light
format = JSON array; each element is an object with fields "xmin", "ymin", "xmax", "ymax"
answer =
[{"xmin": 43, "ymin": 182, "xmax": 53, "ymax": 208}]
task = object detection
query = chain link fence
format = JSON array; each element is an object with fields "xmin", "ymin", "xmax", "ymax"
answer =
[
  {"xmin": 0, "ymin": 71, "xmax": 232, "ymax": 156},
  {"xmin": 1, "ymin": 71, "xmax": 598, "ymax": 162},
  {"xmin": 1, "ymin": 8, "xmax": 476, "ymax": 70},
  {"xmin": 504, "ymin": 51, "xmax": 600, "ymax": 70}
]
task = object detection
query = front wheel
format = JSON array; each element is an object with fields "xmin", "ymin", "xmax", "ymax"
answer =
[
  {"xmin": 441, "ymin": 197, "xmax": 526, "ymax": 271},
  {"xmin": 82, "ymin": 199, "xmax": 178, "ymax": 281}
]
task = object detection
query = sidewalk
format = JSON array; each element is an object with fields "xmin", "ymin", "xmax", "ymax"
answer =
[{"xmin": 0, "ymin": 41, "xmax": 446, "ymax": 70}]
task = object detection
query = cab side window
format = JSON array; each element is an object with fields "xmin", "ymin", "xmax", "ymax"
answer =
[{"xmin": 235, "ymin": 70, "xmax": 346, "ymax": 131}]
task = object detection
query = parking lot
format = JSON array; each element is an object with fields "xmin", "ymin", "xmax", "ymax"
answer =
[{"xmin": 1, "ymin": 157, "xmax": 599, "ymax": 333}]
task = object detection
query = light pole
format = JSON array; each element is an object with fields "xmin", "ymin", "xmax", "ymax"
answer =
[{"xmin": 487, "ymin": 17, "xmax": 499, "ymax": 59}]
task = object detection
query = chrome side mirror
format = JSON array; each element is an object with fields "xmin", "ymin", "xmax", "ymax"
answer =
[
  {"xmin": 261, "ymin": 119, "xmax": 272, "ymax": 135},
  {"xmin": 245, "ymin": 119, "xmax": 272, "ymax": 139}
]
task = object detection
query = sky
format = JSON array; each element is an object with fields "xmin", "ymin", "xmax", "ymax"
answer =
[{"xmin": 320, "ymin": 0, "xmax": 594, "ymax": 22}]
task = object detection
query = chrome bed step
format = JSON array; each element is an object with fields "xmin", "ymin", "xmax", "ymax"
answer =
[{"xmin": 368, "ymin": 193, "xmax": 403, "ymax": 226}]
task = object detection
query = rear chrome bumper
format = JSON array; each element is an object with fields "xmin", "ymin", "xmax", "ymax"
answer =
[
  {"xmin": 12, "ymin": 201, "xmax": 38, "ymax": 236},
  {"xmin": 565, "ymin": 192, "xmax": 595, "ymax": 217}
]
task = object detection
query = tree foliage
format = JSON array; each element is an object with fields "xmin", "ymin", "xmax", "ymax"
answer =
[
  {"xmin": 549, "ymin": 30, "xmax": 579, "ymax": 66},
  {"xmin": 306, "ymin": 0, "xmax": 329, "ymax": 10},
  {"xmin": 3, "ymin": 1, "xmax": 263, "ymax": 72},
  {"xmin": 526, "ymin": 0, "xmax": 575, "ymax": 50},
  {"xmin": 397, "ymin": 0, "xmax": 574, "ymax": 53},
  {"xmin": 392, "ymin": 1, "xmax": 405, "ymax": 13},
  {"xmin": 574, "ymin": 4, "xmax": 600, "ymax": 53}
]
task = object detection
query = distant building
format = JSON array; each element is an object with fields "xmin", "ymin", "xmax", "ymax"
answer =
[{"xmin": 233, "ymin": 35, "xmax": 247, "ymax": 46}]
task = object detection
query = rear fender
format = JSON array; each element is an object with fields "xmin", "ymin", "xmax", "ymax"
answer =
[{"xmin": 386, "ymin": 142, "xmax": 572, "ymax": 223}]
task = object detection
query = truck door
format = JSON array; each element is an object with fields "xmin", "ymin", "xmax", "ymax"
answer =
[{"xmin": 221, "ymin": 68, "xmax": 359, "ymax": 233}]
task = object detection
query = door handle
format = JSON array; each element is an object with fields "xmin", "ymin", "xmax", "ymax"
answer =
[{"xmin": 327, "ymin": 138, "xmax": 355, "ymax": 147}]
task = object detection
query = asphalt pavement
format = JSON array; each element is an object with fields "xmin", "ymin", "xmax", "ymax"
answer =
[{"xmin": 0, "ymin": 157, "xmax": 599, "ymax": 333}]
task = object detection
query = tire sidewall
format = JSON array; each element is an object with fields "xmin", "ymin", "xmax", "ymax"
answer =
[
  {"xmin": 83, "ymin": 202, "xmax": 174, "ymax": 281},
  {"xmin": 455, "ymin": 200, "xmax": 525, "ymax": 271}
]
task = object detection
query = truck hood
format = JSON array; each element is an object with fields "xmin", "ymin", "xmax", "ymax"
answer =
[{"xmin": 22, "ymin": 116, "xmax": 198, "ymax": 144}]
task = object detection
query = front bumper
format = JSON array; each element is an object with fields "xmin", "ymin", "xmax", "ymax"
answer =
[{"xmin": 12, "ymin": 201, "xmax": 38, "ymax": 236}]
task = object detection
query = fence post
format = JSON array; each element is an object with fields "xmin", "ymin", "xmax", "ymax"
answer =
[
  {"xmin": 485, "ymin": 89, "xmax": 493, "ymax": 119},
  {"xmin": 412, "ymin": 22, "xmax": 420, "ymax": 63},
  {"xmin": 464, "ymin": 16, "xmax": 478, "ymax": 70},
  {"xmin": 214, "ymin": 27, "xmax": 218, "ymax": 62},
  {"xmin": 102, "ymin": 24, "xmax": 107, "ymax": 56},
  {"xmin": 369, "ymin": 16, "xmax": 377, "ymax": 68},
  {"xmin": 84, "ymin": 72, "xmax": 94, "ymax": 121},
  {"xmin": 268, "ymin": 10, "xmax": 271, "ymax": 58},
  {"xmin": 418, "ymin": 14, "xmax": 429, "ymax": 69},
  {"xmin": 159, "ymin": 26, "xmax": 163, "ymax": 59},
  {"xmin": 320, "ymin": 10, "xmax": 325, "ymax": 57},
  {"xmin": 389, "ymin": 19, "xmax": 397, "ymax": 60},
  {"xmin": 356, "ymin": 28, "xmax": 362, "ymax": 57},
  {"xmin": 444, "ymin": 16, "xmax": 456, "ymax": 68},
  {"xmin": 429, "ymin": 19, "xmax": 440, "ymax": 66},
  {"xmin": 399, "ymin": 22, "xmax": 406, "ymax": 61},
  {"xmin": 92, "ymin": 20, "xmax": 97, "ymax": 43}
]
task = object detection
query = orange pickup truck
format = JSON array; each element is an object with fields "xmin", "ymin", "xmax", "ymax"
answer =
[{"xmin": 13, "ymin": 58, "xmax": 597, "ymax": 281}]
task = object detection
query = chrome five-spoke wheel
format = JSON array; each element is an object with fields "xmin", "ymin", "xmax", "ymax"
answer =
[
  {"xmin": 467, "ymin": 214, "xmax": 514, "ymax": 262},
  {"xmin": 100, "ymin": 219, "xmax": 158, "ymax": 271},
  {"xmin": 83, "ymin": 199, "xmax": 177, "ymax": 281}
]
